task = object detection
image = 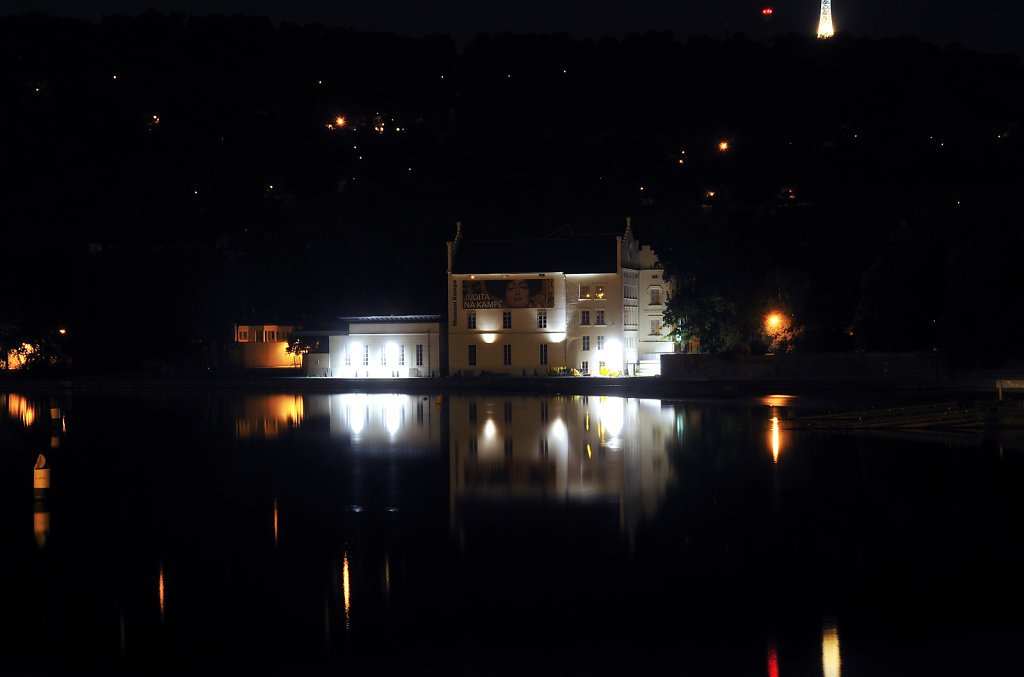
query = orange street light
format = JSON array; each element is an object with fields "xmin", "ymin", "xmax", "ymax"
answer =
[{"xmin": 718, "ymin": 141, "xmax": 729, "ymax": 151}]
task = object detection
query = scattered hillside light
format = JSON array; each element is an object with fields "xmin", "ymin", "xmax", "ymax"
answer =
[
  {"xmin": 112, "ymin": 74, "xmax": 118, "ymax": 80},
  {"xmin": 59, "ymin": 328, "xmax": 66, "ymax": 335},
  {"xmin": 336, "ymin": 116, "xmax": 346, "ymax": 127},
  {"xmin": 762, "ymin": 7, "xmax": 774, "ymax": 16},
  {"xmin": 718, "ymin": 141, "xmax": 729, "ymax": 151}
]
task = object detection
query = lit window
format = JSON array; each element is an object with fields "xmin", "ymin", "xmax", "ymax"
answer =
[
  {"xmin": 416, "ymin": 344, "xmax": 423, "ymax": 366},
  {"xmin": 539, "ymin": 344, "xmax": 548, "ymax": 365},
  {"xmin": 594, "ymin": 285, "xmax": 606, "ymax": 299},
  {"xmin": 599, "ymin": 360, "xmax": 606, "ymax": 372},
  {"xmin": 597, "ymin": 336, "xmax": 605, "ymax": 350},
  {"xmin": 468, "ymin": 345, "xmax": 476, "ymax": 366},
  {"xmin": 503, "ymin": 311, "xmax": 511, "ymax": 329},
  {"xmin": 650, "ymin": 287, "xmax": 662, "ymax": 305},
  {"xmin": 650, "ymin": 319, "xmax": 661, "ymax": 335},
  {"xmin": 467, "ymin": 311, "xmax": 477, "ymax": 329},
  {"xmin": 580, "ymin": 285, "xmax": 591, "ymax": 299},
  {"xmin": 581, "ymin": 310, "xmax": 590, "ymax": 326},
  {"xmin": 582, "ymin": 336, "xmax": 590, "ymax": 351},
  {"xmin": 538, "ymin": 310, "xmax": 547, "ymax": 328},
  {"xmin": 596, "ymin": 310, "xmax": 605, "ymax": 325},
  {"xmin": 503, "ymin": 344, "xmax": 511, "ymax": 365},
  {"xmin": 238, "ymin": 329, "xmax": 248, "ymax": 342}
]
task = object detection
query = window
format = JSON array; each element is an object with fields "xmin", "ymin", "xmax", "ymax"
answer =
[
  {"xmin": 593, "ymin": 285, "xmax": 606, "ymax": 299},
  {"xmin": 503, "ymin": 344, "xmax": 511, "ymax": 365},
  {"xmin": 596, "ymin": 310, "xmax": 605, "ymax": 325},
  {"xmin": 580, "ymin": 285, "xmax": 591, "ymax": 299},
  {"xmin": 581, "ymin": 360, "xmax": 589, "ymax": 374},
  {"xmin": 650, "ymin": 287, "xmax": 663, "ymax": 305},
  {"xmin": 238, "ymin": 329, "xmax": 248, "ymax": 342},
  {"xmin": 582, "ymin": 336, "xmax": 590, "ymax": 351},
  {"xmin": 467, "ymin": 311, "xmax": 477, "ymax": 329},
  {"xmin": 538, "ymin": 310, "xmax": 547, "ymax": 328},
  {"xmin": 379, "ymin": 346, "xmax": 387, "ymax": 366},
  {"xmin": 650, "ymin": 318, "xmax": 661, "ymax": 335},
  {"xmin": 502, "ymin": 311, "xmax": 511, "ymax": 329},
  {"xmin": 398, "ymin": 345, "xmax": 406, "ymax": 366},
  {"xmin": 264, "ymin": 330, "xmax": 276, "ymax": 342},
  {"xmin": 344, "ymin": 346, "xmax": 352, "ymax": 366},
  {"xmin": 581, "ymin": 310, "xmax": 590, "ymax": 326},
  {"xmin": 362, "ymin": 345, "xmax": 369, "ymax": 366},
  {"xmin": 416, "ymin": 344, "xmax": 423, "ymax": 366},
  {"xmin": 597, "ymin": 336, "xmax": 605, "ymax": 350},
  {"xmin": 468, "ymin": 345, "xmax": 477, "ymax": 366},
  {"xmin": 599, "ymin": 360, "xmax": 606, "ymax": 373},
  {"xmin": 539, "ymin": 344, "xmax": 548, "ymax": 365}
]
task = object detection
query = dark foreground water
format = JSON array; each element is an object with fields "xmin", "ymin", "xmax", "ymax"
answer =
[{"xmin": 1, "ymin": 389, "xmax": 1022, "ymax": 676}]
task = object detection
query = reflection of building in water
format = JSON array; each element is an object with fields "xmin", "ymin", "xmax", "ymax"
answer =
[
  {"xmin": 448, "ymin": 395, "xmax": 676, "ymax": 542},
  {"xmin": 235, "ymin": 394, "xmax": 307, "ymax": 439},
  {"xmin": 2, "ymin": 393, "xmax": 37, "ymax": 427},
  {"xmin": 329, "ymin": 393, "xmax": 441, "ymax": 451}
]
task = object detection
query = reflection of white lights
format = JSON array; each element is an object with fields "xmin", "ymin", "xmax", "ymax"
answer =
[
  {"xmin": 550, "ymin": 418, "xmax": 567, "ymax": 441},
  {"xmin": 384, "ymin": 396, "xmax": 402, "ymax": 436},
  {"xmin": 480, "ymin": 333, "xmax": 497, "ymax": 344},
  {"xmin": 483, "ymin": 419, "xmax": 497, "ymax": 440},
  {"xmin": 822, "ymin": 623, "xmax": 841, "ymax": 677},
  {"xmin": 349, "ymin": 397, "xmax": 366, "ymax": 435},
  {"xmin": 596, "ymin": 396, "xmax": 624, "ymax": 438}
]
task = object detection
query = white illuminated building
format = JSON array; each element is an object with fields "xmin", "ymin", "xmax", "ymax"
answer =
[
  {"xmin": 446, "ymin": 219, "xmax": 674, "ymax": 377},
  {"xmin": 299, "ymin": 316, "xmax": 441, "ymax": 378}
]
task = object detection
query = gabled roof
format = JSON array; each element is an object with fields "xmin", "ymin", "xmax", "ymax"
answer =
[{"xmin": 451, "ymin": 235, "xmax": 619, "ymax": 274}]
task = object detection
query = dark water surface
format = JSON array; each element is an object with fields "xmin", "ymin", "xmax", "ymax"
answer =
[{"xmin": 1, "ymin": 390, "xmax": 1022, "ymax": 675}]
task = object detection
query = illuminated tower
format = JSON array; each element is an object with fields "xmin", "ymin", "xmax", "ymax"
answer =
[{"xmin": 817, "ymin": 0, "xmax": 834, "ymax": 38}]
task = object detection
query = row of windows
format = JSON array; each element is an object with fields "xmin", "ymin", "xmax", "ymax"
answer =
[
  {"xmin": 237, "ymin": 329, "xmax": 277, "ymax": 342},
  {"xmin": 467, "ymin": 344, "xmax": 549, "ymax": 366},
  {"xmin": 467, "ymin": 309, "xmax": 548, "ymax": 329},
  {"xmin": 342, "ymin": 344, "xmax": 425, "ymax": 366}
]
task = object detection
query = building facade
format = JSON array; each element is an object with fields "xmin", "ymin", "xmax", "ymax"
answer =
[
  {"xmin": 309, "ymin": 316, "xmax": 441, "ymax": 378},
  {"xmin": 446, "ymin": 220, "xmax": 675, "ymax": 377}
]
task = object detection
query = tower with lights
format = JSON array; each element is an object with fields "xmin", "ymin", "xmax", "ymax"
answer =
[{"xmin": 817, "ymin": 0, "xmax": 834, "ymax": 38}]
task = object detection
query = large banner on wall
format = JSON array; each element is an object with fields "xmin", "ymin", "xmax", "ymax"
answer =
[{"xmin": 462, "ymin": 278, "xmax": 555, "ymax": 309}]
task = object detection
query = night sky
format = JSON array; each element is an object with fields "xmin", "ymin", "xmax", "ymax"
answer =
[{"xmin": 6, "ymin": 1, "xmax": 1023, "ymax": 57}]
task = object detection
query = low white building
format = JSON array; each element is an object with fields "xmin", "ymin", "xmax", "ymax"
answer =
[
  {"xmin": 300, "ymin": 316, "xmax": 442, "ymax": 378},
  {"xmin": 446, "ymin": 220, "xmax": 675, "ymax": 377}
]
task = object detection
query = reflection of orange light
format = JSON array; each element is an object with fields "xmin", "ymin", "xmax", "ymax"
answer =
[
  {"xmin": 767, "ymin": 643, "xmax": 779, "ymax": 677},
  {"xmin": 273, "ymin": 499, "xmax": 279, "ymax": 546},
  {"xmin": 8, "ymin": 394, "xmax": 36, "ymax": 426},
  {"xmin": 342, "ymin": 552, "xmax": 351, "ymax": 629},
  {"xmin": 771, "ymin": 417, "xmax": 780, "ymax": 463},
  {"xmin": 158, "ymin": 567, "xmax": 166, "ymax": 618}
]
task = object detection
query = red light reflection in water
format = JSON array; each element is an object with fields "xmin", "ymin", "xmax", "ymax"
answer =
[{"xmin": 767, "ymin": 643, "xmax": 779, "ymax": 677}]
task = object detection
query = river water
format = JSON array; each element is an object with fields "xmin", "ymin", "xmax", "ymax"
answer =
[{"xmin": 1, "ymin": 389, "xmax": 1022, "ymax": 675}]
